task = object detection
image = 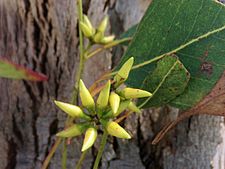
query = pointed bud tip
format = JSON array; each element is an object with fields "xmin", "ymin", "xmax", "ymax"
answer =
[
  {"xmin": 106, "ymin": 121, "xmax": 131, "ymax": 139},
  {"xmin": 54, "ymin": 100, "xmax": 59, "ymax": 105},
  {"xmin": 114, "ymin": 57, "xmax": 134, "ymax": 86},
  {"xmin": 97, "ymin": 80, "xmax": 111, "ymax": 109},
  {"xmin": 79, "ymin": 79, "xmax": 84, "ymax": 85},
  {"xmin": 128, "ymin": 57, "xmax": 134, "ymax": 63},
  {"xmin": 56, "ymin": 124, "xmax": 87, "ymax": 138},
  {"xmin": 53, "ymin": 100, "xmax": 89, "ymax": 119},
  {"xmin": 54, "ymin": 100, "xmax": 67, "ymax": 108},
  {"xmin": 79, "ymin": 79, "xmax": 95, "ymax": 109},
  {"xmin": 81, "ymin": 128, "xmax": 97, "ymax": 152},
  {"xmin": 126, "ymin": 134, "xmax": 132, "ymax": 139},
  {"xmin": 81, "ymin": 147, "xmax": 87, "ymax": 152},
  {"xmin": 97, "ymin": 15, "xmax": 109, "ymax": 33},
  {"xmin": 121, "ymin": 88, "xmax": 152, "ymax": 99},
  {"xmin": 142, "ymin": 91, "xmax": 152, "ymax": 97},
  {"xmin": 83, "ymin": 15, "xmax": 95, "ymax": 35}
]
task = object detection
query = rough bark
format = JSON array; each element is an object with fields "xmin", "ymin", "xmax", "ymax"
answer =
[{"xmin": 0, "ymin": 0, "xmax": 224, "ymax": 169}]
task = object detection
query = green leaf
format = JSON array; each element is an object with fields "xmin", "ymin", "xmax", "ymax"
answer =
[
  {"xmin": 140, "ymin": 55, "xmax": 190, "ymax": 108},
  {"xmin": 0, "ymin": 58, "xmax": 48, "ymax": 81},
  {"xmin": 119, "ymin": 0, "xmax": 225, "ymax": 109}
]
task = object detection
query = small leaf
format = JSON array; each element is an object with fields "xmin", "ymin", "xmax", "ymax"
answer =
[
  {"xmin": 152, "ymin": 71, "xmax": 225, "ymax": 144},
  {"xmin": 0, "ymin": 58, "xmax": 47, "ymax": 81},
  {"xmin": 140, "ymin": 55, "xmax": 190, "ymax": 108}
]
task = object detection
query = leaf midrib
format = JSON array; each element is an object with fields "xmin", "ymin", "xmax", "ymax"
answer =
[
  {"xmin": 139, "ymin": 59, "xmax": 180, "ymax": 108},
  {"xmin": 132, "ymin": 24, "xmax": 225, "ymax": 71}
]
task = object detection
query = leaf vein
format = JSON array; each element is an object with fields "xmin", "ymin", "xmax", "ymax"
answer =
[
  {"xmin": 183, "ymin": 0, "xmax": 204, "ymax": 43},
  {"xmin": 139, "ymin": 60, "xmax": 179, "ymax": 108},
  {"xmin": 132, "ymin": 24, "xmax": 225, "ymax": 70},
  {"xmin": 158, "ymin": 0, "xmax": 186, "ymax": 54}
]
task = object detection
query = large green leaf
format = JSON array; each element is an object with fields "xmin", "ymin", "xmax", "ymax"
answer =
[
  {"xmin": 119, "ymin": 0, "xmax": 225, "ymax": 109},
  {"xmin": 119, "ymin": 24, "xmax": 138, "ymax": 46},
  {"xmin": 0, "ymin": 58, "xmax": 48, "ymax": 81},
  {"xmin": 140, "ymin": 55, "xmax": 190, "ymax": 108}
]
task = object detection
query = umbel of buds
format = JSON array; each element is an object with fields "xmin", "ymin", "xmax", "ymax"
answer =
[
  {"xmin": 80, "ymin": 15, "xmax": 115, "ymax": 44},
  {"xmin": 54, "ymin": 57, "xmax": 152, "ymax": 152}
]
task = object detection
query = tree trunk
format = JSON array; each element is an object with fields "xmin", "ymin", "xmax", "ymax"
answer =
[{"xmin": 0, "ymin": 0, "xmax": 224, "ymax": 169}]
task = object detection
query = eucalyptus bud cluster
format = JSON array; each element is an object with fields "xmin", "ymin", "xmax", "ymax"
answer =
[
  {"xmin": 54, "ymin": 57, "xmax": 152, "ymax": 152},
  {"xmin": 80, "ymin": 15, "xmax": 115, "ymax": 44}
]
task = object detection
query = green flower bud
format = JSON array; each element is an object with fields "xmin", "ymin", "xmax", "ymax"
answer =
[
  {"xmin": 114, "ymin": 57, "xmax": 134, "ymax": 85},
  {"xmin": 54, "ymin": 100, "xmax": 91, "ymax": 120},
  {"xmin": 80, "ymin": 21, "xmax": 94, "ymax": 38},
  {"xmin": 105, "ymin": 121, "xmax": 131, "ymax": 139},
  {"xmin": 81, "ymin": 127, "xmax": 97, "ymax": 152},
  {"xmin": 109, "ymin": 92, "xmax": 120, "ymax": 114},
  {"xmin": 79, "ymin": 80, "xmax": 95, "ymax": 109},
  {"xmin": 128, "ymin": 102, "xmax": 142, "ymax": 114},
  {"xmin": 97, "ymin": 16, "xmax": 109, "ymax": 34},
  {"xmin": 119, "ymin": 88, "xmax": 152, "ymax": 99},
  {"xmin": 83, "ymin": 15, "xmax": 95, "ymax": 35},
  {"xmin": 101, "ymin": 35, "xmax": 115, "ymax": 44},
  {"xmin": 93, "ymin": 31, "xmax": 104, "ymax": 43},
  {"xmin": 56, "ymin": 124, "xmax": 88, "ymax": 138},
  {"xmin": 114, "ymin": 100, "xmax": 131, "ymax": 117},
  {"xmin": 97, "ymin": 80, "xmax": 111, "ymax": 109}
]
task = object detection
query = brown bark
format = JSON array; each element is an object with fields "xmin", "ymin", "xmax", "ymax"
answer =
[{"xmin": 0, "ymin": 0, "xmax": 224, "ymax": 169}]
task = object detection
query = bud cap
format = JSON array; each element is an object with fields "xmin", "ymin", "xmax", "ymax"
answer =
[
  {"xmin": 56, "ymin": 124, "xmax": 87, "ymax": 138},
  {"xmin": 114, "ymin": 57, "xmax": 134, "ymax": 85},
  {"xmin": 109, "ymin": 92, "xmax": 120, "ymax": 114},
  {"xmin": 80, "ymin": 21, "xmax": 94, "ymax": 38},
  {"xmin": 97, "ymin": 16, "xmax": 109, "ymax": 34},
  {"xmin": 120, "ymin": 88, "xmax": 152, "ymax": 99},
  {"xmin": 54, "ymin": 100, "xmax": 91, "ymax": 120},
  {"xmin": 97, "ymin": 80, "xmax": 111, "ymax": 109},
  {"xmin": 81, "ymin": 127, "xmax": 98, "ymax": 152},
  {"xmin": 106, "ymin": 121, "xmax": 131, "ymax": 139},
  {"xmin": 83, "ymin": 15, "xmax": 95, "ymax": 35},
  {"xmin": 79, "ymin": 80, "xmax": 95, "ymax": 109}
]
